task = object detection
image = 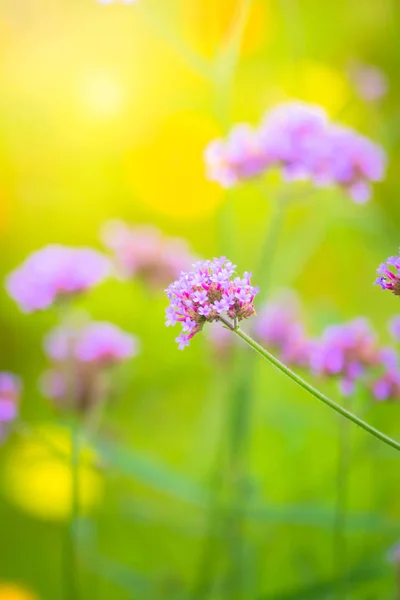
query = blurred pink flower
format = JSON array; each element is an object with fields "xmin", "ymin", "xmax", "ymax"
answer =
[
  {"xmin": 0, "ymin": 372, "xmax": 21, "ymax": 440},
  {"xmin": 255, "ymin": 292, "xmax": 314, "ymax": 367},
  {"xmin": 349, "ymin": 61, "xmax": 388, "ymax": 103},
  {"xmin": 101, "ymin": 220, "xmax": 194, "ymax": 289},
  {"xmin": 6, "ymin": 245, "xmax": 110, "ymax": 313},
  {"xmin": 42, "ymin": 321, "xmax": 139, "ymax": 412},
  {"xmin": 205, "ymin": 101, "xmax": 386, "ymax": 202}
]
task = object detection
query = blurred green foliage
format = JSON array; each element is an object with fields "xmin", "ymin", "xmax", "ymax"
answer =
[{"xmin": 1, "ymin": 0, "xmax": 400, "ymax": 598}]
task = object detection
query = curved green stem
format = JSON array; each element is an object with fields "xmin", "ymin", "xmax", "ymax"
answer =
[{"xmin": 227, "ymin": 325, "xmax": 400, "ymax": 453}]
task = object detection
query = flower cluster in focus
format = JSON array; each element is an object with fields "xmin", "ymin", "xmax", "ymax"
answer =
[
  {"xmin": 205, "ymin": 101, "xmax": 386, "ymax": 203},
  {"xmin": 375, "ymin": 254, "xmax": 400, "ymax": 295},
  {"xmin": 6, "ymin": 245, "xmax": 110, "ymax": 313},
  {"xmin": 101, "ymin": 220, "xmax": 194, "ymax": 288},
  {"xmin": 165, "ymin": 257, "xmax": 259, "ymax": 349}
]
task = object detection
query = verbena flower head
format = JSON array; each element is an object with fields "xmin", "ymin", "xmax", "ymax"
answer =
[
  {"xmin": 0, "ymin": 372, "xmax": 21, "ymax": 425},
  {"xmin": 6, "ymin": 245, "xmax": 110, "ymax": 313},
  {"xmin": 45, "ymin": 321, "xmax": 139, "ymax": 366},
  {"xmin": 165, "ymin": 257, "xmax": 259, "ymax": 349},
  {"xmin": 42, "ymin": 321, "xmax": 139, "ymax": 412},
  {"xmin": 371, "ymin": 347, "xmax": 400, "ymax": 401},
  {"xmin": 311, "ymin": 318, "xmax": 378, "ymax": 395},
  {"xmin": 309, "ymin": 124, "xmax": 386, "ymax": 203},
  {"xmin": 387, "ymin": 542, "xmax": 400, "ymax": 564},
  {"xmin": 255, "ymin": 292, "xmax": 314, "ymax": 367},
  {"xmin": 205, "ymin": 101, "xmax": 386, "ymax": 202},
  {"xmin": 375, "ymin": 254, "xmax": 400, "ymax": 295},
  {"xmin": 389, "ymin": 315, "xmax": 400, "ymax": 342},
  {"xmin": 101, "ymin": 220, "xmax": 194, "ymax": 288},
  {"xmin": 349, "ymin": 62, "xmax": 388, "ymax": 103}
]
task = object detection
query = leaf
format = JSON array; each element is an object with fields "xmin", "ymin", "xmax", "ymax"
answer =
[{"xmin": 96, "ymin": 438, "xmax": 211, "ymax": 506}]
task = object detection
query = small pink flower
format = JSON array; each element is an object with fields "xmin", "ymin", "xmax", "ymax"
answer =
[{"xmin": 165, "ymin": 258, "xmax": 259, "ymax": 349}]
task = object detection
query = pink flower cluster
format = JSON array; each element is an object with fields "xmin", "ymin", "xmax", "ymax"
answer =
[
  {"xmin": 45, "ymin": 322, "xmax": 138, "ymax": 365},
  {"xmin": 0, "ymin": 372, "xmax": 20, "ymax": 425},
  {"xmin": 0, "ymin": 372, "xmax": 21, "ymax": 440},
  {"xmin": 165, "ymin": 257, "xmax": 259, "ymax": 349},
  {"xmin": 6, "ymin": 245, "xmax": 110, "ymax": 313},
  {"xmin": 310, "ymin": 318, "xmax": 378, "ymax": 396},
  {"xmin": 42, "ymin": 321, "xmax": 139, "ymax": 412},
  {"xmin": 101, "ymin": 220, "xmax": 194, "ymax": 288},
  {"xmin": 255, "ymin": 293, "xmax": 315, "ymax": 368},
  {"xmin": 254, "ymin": 290, "xmax": 400, "ymax": 400},
  {"xmin": 348, "ymin": 62, "xmax": 388, "ymax": 103},
  {"xmin": 375, "ymin": 254, "xmax": 400, "ymax": 295},
  {"xmin": 205, "ymin": 101, "xmax": 386, "ymax": 203}
]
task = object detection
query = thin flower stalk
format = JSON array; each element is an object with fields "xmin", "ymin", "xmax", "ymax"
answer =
[{"xmin": 225, "ymin": 322, "xmax": 400, "ymax": 452}]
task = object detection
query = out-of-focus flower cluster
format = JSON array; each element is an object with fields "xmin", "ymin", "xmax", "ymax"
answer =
[
  {"xmin": 101, "ymin": 220, "xmax": 194, "ymax": 289},
  {"xmin": 165, "ymin": 257, "xmax": 259, "ymax": 349},
  {"xmin": 348, "ymin": 61, "xmax": 388, "ymax": 103},
  {"xmin": 205, "ymin": 101, "xmax": 386, "ymax": 203},
  {"xmin": 253, "ymin": 289, "xmax": 400, "ymax": 401},
  {"xmin": 41, "ymin": 321, "xmax": 139, "ymax": 413},
  {"xmin": 6, "ymin": 245, "xmax": 110, "ymax": 313},
  {"xmin": 0, "ymin": 373, "xmax": 21, "ymax": 440}
]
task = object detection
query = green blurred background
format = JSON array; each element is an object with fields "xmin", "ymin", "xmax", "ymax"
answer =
[{"xmin": 1, "ymin": 0, "xmax": 400, "ymax": 598}]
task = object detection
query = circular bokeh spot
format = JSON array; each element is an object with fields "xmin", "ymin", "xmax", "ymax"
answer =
[
  {"xmin": 3, "ymin": 425, "xmax": 103, "ymax": 522},
  {"xmin": 128, "ymin": 111, "xmax": 224, "ymax": 220}
]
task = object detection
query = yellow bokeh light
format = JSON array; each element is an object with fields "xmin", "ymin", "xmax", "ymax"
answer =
[
  {"xmin": 3, "ymin": 425, "xmax": 103, "ymax": 522},
  {"xmin": 0, "ymin": 584, "xmax": 38, "ymax": 600},
  {"xmin": 181, "ymin": 0, "xmax": 270, "ymax": 57},
  {"xmin": 128, "ymin": 111, "xmax": 224, "ymax": 220},
  {"xmin": 284, "ymin": 61, "xmax": 350, "ymax": 115},
  {"xmin": 80, "ymin": 73, "xmax": 124, "ymax": 119}
]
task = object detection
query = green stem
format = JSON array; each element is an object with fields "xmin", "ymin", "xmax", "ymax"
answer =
[
  {"xmin": 66, "ymin": 420, "xmax": 80, "ymax": 600},
  {"xmin": 334, "ymin": 395, "xmax": 351, "ymax": 599},
  {"xmin": 226, "ymin": 324, "xmax": 400, "ymax": 453}
]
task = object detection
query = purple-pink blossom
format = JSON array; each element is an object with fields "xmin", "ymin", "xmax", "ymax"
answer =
[
  {"xmin": 165, "ymin": 257, "xmax": 259, "ymax": 349},
  {"xmin": 255, "ymin": 293, "xmax": 314, "ymax": 368},
  {"xmin": 0, "ymin": 373, "xmax": 21, "ymax": 440},
  {"xmin": 42, "ymin": 321, "xmax": 139, "ymax": 412},
  {"xmin": 101, "ymin": 220, "xmax": 194, "ymax": 288},
  {"xmin": 45, "ymin": 322, "xmax": 139, "ymax": 366},
  {"xmin": 310, "ymin": 318, "xmax": 378, "ymax": 395},
  {"xmin": 375, "ymin": 254, "xmax": 400, "ymax": 295},
  {"xmin": 389, "ymin": 315, "xmax": 400, "ymax": 342},
  {"xmin": 370, "ymin": 346, "xmax": 400, "ymax": 402},
  {"xmin": 349, "ymin": 62, "xmax": 388, "ymax": 103},
  {"xmin": 0, "ymin": 372, "xmax": 20, "ymax": 424},
  {"xmin": 205, "ymin": 101, "xmax": 386, "ymax": 202},
  {"xmin": 6, "ymin": 245, "xmax": 110, "ymax": 313}
]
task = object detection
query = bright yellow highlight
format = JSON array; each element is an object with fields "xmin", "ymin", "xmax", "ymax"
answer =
[
  {"xmin": 129, "ymin": 111, "xmax": 224, "ymax": 220},
  {"xmin": 3, "ymin": 425, "xmax": 103, "ymax": 522},
  {"xmin": 285, "ymin": 61, "xmax": 350, "ymax": 115},
  {"xmin": 0, "ymin": 584, "xmax": 38, "ymax": 600},
  {"xmin": 80, "ymin": 73, "xmax": 124, "ymax": 120},
  {"xmin": 181, "ymin": 0, "xmax": 270, "ymax": 56}
]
